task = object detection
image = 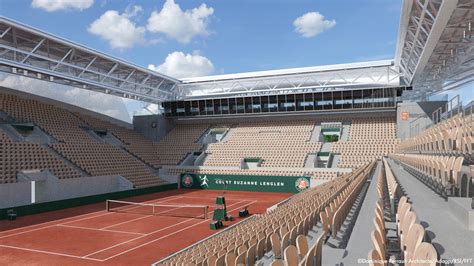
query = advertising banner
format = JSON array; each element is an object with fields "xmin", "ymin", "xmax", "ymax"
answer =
[{"xmin": 180, "ymin": 173, "xmax": 310, "ymax": 193}]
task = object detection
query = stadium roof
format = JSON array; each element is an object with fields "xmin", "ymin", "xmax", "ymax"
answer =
[
  {"xmin": 177, "ymin": 60, "xmax": 401, "ymax": 100},
  {"xmin": 0, "ymin": 16, "xmax": 179, "ymax": 103},
  {"xmin": 0, "ymin": 0, "xmax": 472, "ymax": 103},
  {"xmin": 395, "ymin": 0, "xmax": 473, "ymax": 100}
]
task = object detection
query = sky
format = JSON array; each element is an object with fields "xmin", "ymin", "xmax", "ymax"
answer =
[{"xmin": 0, "ymin": 0, "xmax": 403, "ymax": 122}]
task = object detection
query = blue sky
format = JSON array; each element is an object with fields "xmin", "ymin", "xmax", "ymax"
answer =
[
  {"xmin": 1, "ymin": 0, "xmax": 402, "ymax": 76},
  {"xmin": 0, "ymin": 0, "xmax": 404, "ymax": 122}
]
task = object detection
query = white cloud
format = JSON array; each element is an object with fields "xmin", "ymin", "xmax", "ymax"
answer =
[
  {"xmin": 31, "ymin": 0, "xmax": 94, "ymax": 12},
  {"xmin": 88, "ymin": 6, "xmax": 145, "ymax": 49},
  {"xmin": 147, "ymin": 0, "xmax": 214, "ymax": 43},
  {"xmin": 148, "ymin": 51, "xmax": 214, "ymax": 79},
  {"xmin": 0, "ymin": 73, "xmax": 131, "ymax": 123},
  {"xmin": 293, "ymin": 12, "xmax": 336, "ymax": 38}
]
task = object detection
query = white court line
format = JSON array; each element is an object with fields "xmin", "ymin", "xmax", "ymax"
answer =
[
  {"xmin": 0, "ymin": 244, "xmax": 103, "ymax": 262},
  {"xmin": 0, "ymin": 196, "xmax": 183, "ymax": 240},
  {"xmin": 83, "ymin": 200, "xmax": 250, "ymax": 259},
  {"xmin": 0, "ymin": 199, "xmax": 257, "ymax": 262},
  {"xmin": 100, "ymin": 215, "xmax": 153, "ymax": 230},
  {"xmin": 178, "ymin": 196, "xmax": 263, "ymax": 201},
  {"xmin": 99, "ymin": 200, "xmax": 258, "ymax": 261},
  {"xmin": 56, "ymin": 224, "xmax": 146, "ymax": 236},
  {"xmin": 82, "ymin": 217, "xmax": 195, "ymax": 258},
  {"xmin": 0, "ymin": 194, "xmax": 181, "ymax": 236},
  {"xmin": 62, "ymin": 196, "xmax": 183, "ymax": 225},
  {"xmin": 101, "ymin": 197, "xmax": 208, "ymax": 229},
  {"xmin": 101, "ymin": 204, "xmax": 189, "ymax": 229}
]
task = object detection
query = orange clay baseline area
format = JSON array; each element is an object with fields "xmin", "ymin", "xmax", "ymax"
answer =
[{"xmin": 0, "ymin": 189, "xmax": 291, "ymax": 266}]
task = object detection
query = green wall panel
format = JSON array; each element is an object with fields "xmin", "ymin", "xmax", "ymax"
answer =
[{"xmin": 181, "ymin": 173, "xmax": 310, "ymax": 193}]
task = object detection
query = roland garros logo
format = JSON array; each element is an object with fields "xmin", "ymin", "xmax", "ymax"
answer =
[
  {"xmin": 182, "ymin": 174, "xmax": 194, "ymax": 188},
  {"xmin": 295, "ymin": 178, "xmax": 309, "ymax": 191}
]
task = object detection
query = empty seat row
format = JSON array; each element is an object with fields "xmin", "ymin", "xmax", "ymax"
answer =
[
  {"xmin": 369, "ymin": 162, "xmax": 438, "ymax": 266},
  {"xmin": 162, "ymin": 162, "xmax": 375, "ymax": 265}
]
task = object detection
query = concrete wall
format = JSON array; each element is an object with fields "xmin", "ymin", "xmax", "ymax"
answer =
[
  {"xmin": 0, "ymin": 182, "xmax": 31, "ymax": 208},
  {"xmin": 396, "ymin": 101, "xmax": 446, "ymax": 140},
  {"xmin": 0, "ymin": 175, "xmax": 133, "ymax": 209},
  {"xmin": 35, "ymin": 175, "xmax": 132, "ymax": 204},
  {"xmin": 133, "ymin": 114, "xmax": 175, "ymax": 142}
]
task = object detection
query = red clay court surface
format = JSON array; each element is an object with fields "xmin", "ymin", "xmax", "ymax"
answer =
[{"xmin": 0, "ymin": 189, "xmax": 291, "ymax": 265}]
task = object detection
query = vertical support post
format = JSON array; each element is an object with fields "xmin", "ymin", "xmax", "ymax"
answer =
[{"xmin": 31, "ymin": 181, "xmax": 36, "ymax": 204}]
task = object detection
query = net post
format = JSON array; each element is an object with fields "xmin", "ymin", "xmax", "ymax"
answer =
[
  {"xmin": 204, "ymin": 206, "xmax": 208, "ymax": 219},
  {"xmin": 106, "ymin": 200, "xmax": 109, "ymax": 212}
]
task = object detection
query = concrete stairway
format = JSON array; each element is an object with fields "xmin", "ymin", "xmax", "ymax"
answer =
[
  {"xmin": 320, "ymin": 142, "xmax": 332, "ymax": 152},
  {"xmin": 329, "ymin": 154, "xmax": 340, "ymax": 168},
  {"xmin": 304, "ymin": 154, "xmax": 317, "ymax": 168},
  {"xmin": 340, "ymin": 122, "xmax": 351, "ymax": 141},
  {"xmin": 0, "ymin": 124, "xmax": 23, "ymax": 141},
  {"xmin": 310, "ymin": 124, "xmax": 321, "ymax": 142}
]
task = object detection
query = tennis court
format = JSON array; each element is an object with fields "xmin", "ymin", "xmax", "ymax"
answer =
[{"xmin": 0, "ymin": 189, "xmax": 291, "ymax": 265}]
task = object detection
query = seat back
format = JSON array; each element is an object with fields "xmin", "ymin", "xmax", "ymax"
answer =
[
  {"xmin": 246, "ymin": 243, "xmax": 256, "ymax": 265},
  {"xmin": 207, "ymin": 255, "xmax": 217, "ymax": 266},
  {"xmin": 225, "ymin": 252, "xmax": 236, "ymax": 266},
  {"xmin": 368, "ymin": 249, "xmax": 385, "ymax": 266},
  {"xmin": 281, "ymin": 232, "xmax": 290, "ymax": 257},
  {"xmin": 312, "ymin": 232, "xmax": 326, "ymax": 266},
  {"xmin": 319, "ymin": 211, "xmax": 330, "ymax": 233},
  {"xmin": 371, "ymin": 229, "xmax": 386, "ymax": 260},
  {"xmin": 256, "ymin": 238, "xmax": 266, "ymax": 259},
  {"xmin": 401, "ymin": 211, "xmax": 416, "ymax": 249},
  {"xmin": 296, "ymin": 235, "xmax": 309, "ymax": 258},
  {"xmin": 375, "ymin": 212, "xmax": 385, "ymax": 233},
  {"xmin": 270, "ymin": 260, "xmax": 284, "ymax": 266},
  {"xmin": 397, "ymin": 203, "xmax": 411, "ymax": 236},
  {"xmin": 235, "ymin": 252, "xmax": 246, "ymax": 266},
  {"xmin": 237, "ymin": 244, "xmax": 247, "ymax": 255},
  {"xmin": 215, "ymin": 254, "xmax": 225, "ymax": 266},
  {"xmin": 271, "ymin": 233, "xmax": 282, "ymax": 257},
  {"xmin": 284, "ymin": 245, "xmax": 298, "ymax": 266},
  {"xmin": 404, "ymin": 223, "xmax": 425, "ymax": 260},
  {"xmin": 408, "ymin": 242, "xmax": 437, "ymax": 266},
  {"xmin": 397, "ymin": 196, "xmax": 408, "ymax": 215},
  {"xmin": 290, "ymin": 227, "xmax": 298, "ymax": 245},
  {"xmin": 280, "ymin": 225, "xmax": 289, "ymax": 237}
]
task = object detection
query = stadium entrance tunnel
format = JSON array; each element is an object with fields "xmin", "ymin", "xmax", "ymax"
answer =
[
  {"xmin": 0, "ymin": 123, "xmax": 54, "ymax": 144},
  {"xmin": 87, "ymin": 128, "xmax": 124, "ymax": 146},
  {"xmin": 180, "ymin": 151, "xmax": 204, "ymax": 166},
  {"xmin": 241, "ymin": 157, "xmax": 262, "ymax": 169},
  {"xmin": 198, "ymin": 127, "xmax": 230, "ymax": 144}
]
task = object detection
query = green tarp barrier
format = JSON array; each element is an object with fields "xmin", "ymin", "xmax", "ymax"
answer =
[{"xmin": 180, "ymin": 173, "xmax": 310, "ymax": 193}]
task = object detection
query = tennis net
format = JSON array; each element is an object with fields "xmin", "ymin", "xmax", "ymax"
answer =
[{"xmin": 106, "ymin": 200, "xmax": 208, "ymax": 219}]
